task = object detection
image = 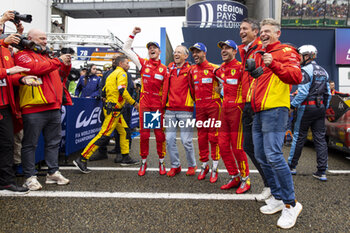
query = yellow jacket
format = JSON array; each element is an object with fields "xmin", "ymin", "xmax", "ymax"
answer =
[{"xmin": 104, "ymin": 66, "xmax": 135, "ymax": 109}]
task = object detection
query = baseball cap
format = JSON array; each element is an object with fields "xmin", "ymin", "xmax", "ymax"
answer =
[
  {"xmin": 146, "ymin": 41, "xmax": 160, "ymax": 49},
  {"xmin": 217, "ymin": 40, "xmax": 238, "ymax": 50},
  {"xmin": 189, "ymin": 42, "xmax": 207, "ymax": 53}
]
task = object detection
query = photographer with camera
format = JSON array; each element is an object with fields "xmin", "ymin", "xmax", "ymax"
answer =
[
  {"xmin": 14, "ymin": 29, "xmax": 71, "ymax": 191},
  {"xmin": 0, "ymin": 11, "xmax": 41, "ymax": 194},
  {"xmin": 247, "ymin": 18, "xmax": 303, "ymax": 229}
]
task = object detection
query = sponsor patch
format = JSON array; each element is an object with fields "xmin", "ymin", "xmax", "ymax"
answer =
[
  {"xmin": 159, "ymin": 67, "xmax": 164, "ymax": 72},
  {"xmin": 226, "ymin": 79, "xmax": 238, "ymax": 85},
  {"xmin": 204, "ymin": 70, "xmax": 209, "ymax": 75},
  {"xmin": 202, "ymin": 78, "xmax": 212, "ymax": 84},
  {"xmin": 143, "ymin": 74, "xmax": 151, "ymax": 78},
  {"xmin": 231, "ymin": 69, "xmax": 236, "ymax": 76},
  {"xmin": 17, "ymin": 54, "xmax": 32, "ymax": 64},
  {"xmin": 4, "ymin": 56, "xmax": 9, "ymax": 61},
  {"xmin": 154, "ymin": 74, "xmax": 164, "ymax": 81},
  {"xmin": 145, "ymin": 68, "xmax": 150, "ymax": 73}
]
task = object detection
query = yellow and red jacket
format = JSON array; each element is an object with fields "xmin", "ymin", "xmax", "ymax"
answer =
[
  {"xmin": 190, "ymin": 60, "xmax": 220, "ymax": 107},
  {"xmin": 104, "ymin": 66, "xmax": 135, "ymax": 108},
  {"xmin": 14, "ymin": 49, "xmax": 71, "ymax": 114},
  {"xmin": 249, "ymin": 41, "xmax": 302, "ymax": 112},
  {"xmin": 215, "ymin": 59, "xmax": 243, "ymax": 107},
  {"xmin": 162, "ymin": 61, "xmax": 195, "ymax": 112},
  {"xmin": 138, "ymin": 57, "xmax": 167, "ymax": 108},
  {"xmin": 238, "ymin": 37, "xmax": 263, "ymax": 103}
]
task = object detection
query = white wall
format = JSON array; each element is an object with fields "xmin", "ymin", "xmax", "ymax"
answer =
[
  {"xmin": 338, "ymin": 67, "xmax": 350, "ymax": 93},
  {"xmin": 1, "ymin": 0, "xmax": 51, "ymax": 33}
]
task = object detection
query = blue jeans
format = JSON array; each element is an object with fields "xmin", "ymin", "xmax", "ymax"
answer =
[
  {"xmin": 164, "ymin": 110, "xmax": 196, "ymax": 168},
  {"xmin": 252, "ymin": 107, "xmax": 295, "ymax": 204}
]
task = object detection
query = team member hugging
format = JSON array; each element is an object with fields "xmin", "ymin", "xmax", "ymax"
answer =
[
  {"xmin": 215, "ymin": 40, "xmax": 251, "ymax": 194},
  {"xmin": 248, "ymin": 18, "xmax": 303, "ymax": 229},
  {"xmin": 74, "ymin": 55, "xmax": 139, "ymax": 173}
]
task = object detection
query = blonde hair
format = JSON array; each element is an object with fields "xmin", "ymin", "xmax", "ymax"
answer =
[{"xmin": 260, "ymin": 18, "xmax": 280, "ymax": 32}]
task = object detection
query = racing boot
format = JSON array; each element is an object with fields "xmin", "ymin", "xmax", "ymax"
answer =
[
  {"xmin": 221, "ymin": 173, "xmax": 241, "ymax": 190},
  {"xmin": 209, "ymin": 166, "xmax": 218, "ymax": 183},
  {"xmin": 138, "ymin": 161, "xmax": 147, "ymax": 176},
  {"xmin": 236, "ymin": 176, "xmax": 251, "ymax": 194},
  {"xmin": 197, "ymin": 164, "xmax": 209, "ymax": 180},
  {"xmin": 159, "ymin": 161, "xmax": 166, "ymax": 175}
]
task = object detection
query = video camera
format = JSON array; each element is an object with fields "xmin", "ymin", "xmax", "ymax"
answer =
[{"xmin": 10, "ymin": 11, "xmax": 32, "ymax": 25}]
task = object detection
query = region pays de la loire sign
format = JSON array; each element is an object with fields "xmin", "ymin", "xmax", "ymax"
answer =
[{"xmin": 187, "ymin": 0, "xmax": 248, "ymax": 28}]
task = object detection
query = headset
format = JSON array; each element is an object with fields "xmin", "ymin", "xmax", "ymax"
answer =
[{"xmin": 86, "ymin": 64, "xmax": 95, "ymax": 76}]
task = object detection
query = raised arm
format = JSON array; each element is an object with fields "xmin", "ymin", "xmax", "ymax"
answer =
[{"xmin": 122, "ymin": 27, "xmax": 142, "ymax": 70}]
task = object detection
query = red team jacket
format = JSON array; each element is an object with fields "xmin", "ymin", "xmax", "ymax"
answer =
[
  {"xmin": 138, "ymin": 57, "xmax": 167, "ymax": 108},
  {"xmin": 14, "ymin": 49, "xmax": 71, "ymax": 114},
  {"xmin": 190, "ymin": 60, "xmax": 220, "ymax": 107},
  {"xmin": 215, "ymin": 59, "xmax": 243, "ymax": 107},
  {"xmin": 249, "ymin": 41, "xmax": 302, "ymax": 112},
  {"xmin": 162, "ymin": 61, "xmax": 195, "ymax": 112},
  {"xmin": 238, "ymin": 37, "xmax": 262, "ymax": 104}
]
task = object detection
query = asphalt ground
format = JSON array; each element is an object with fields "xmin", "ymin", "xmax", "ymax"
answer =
[{"xmin": 0, "ymin": 134, "xmax": 349, "ymax": 233}]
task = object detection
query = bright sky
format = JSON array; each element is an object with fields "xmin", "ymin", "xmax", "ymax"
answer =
[{"xmin": 67, "ymin": 16, "xmax": 186, "ymax": 57}]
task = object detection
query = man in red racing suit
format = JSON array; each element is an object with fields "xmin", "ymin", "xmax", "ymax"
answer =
[
  {"xmin": 189, "ymin": 42, "xmax": 221, "ymax": 183},
  {"xmin": 215, "ymin": 40, "xmax": 251, "ymax": 194},
  {"xmin": 123, "ymin": 27, "xmax": 167, "ymax": 176}
]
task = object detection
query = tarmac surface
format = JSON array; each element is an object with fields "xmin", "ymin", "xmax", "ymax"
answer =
[{"xmin": 1, "ymin": 135, "xmax": 349, "ymax": 233}]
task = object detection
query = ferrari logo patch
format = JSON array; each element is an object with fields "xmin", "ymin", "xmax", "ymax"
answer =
[{"xmin": 204, "ymin": 70, "xmax": 209, "ymax": 75}]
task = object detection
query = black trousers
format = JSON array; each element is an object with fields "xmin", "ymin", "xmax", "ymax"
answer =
[
  {"xmin": 290, "ymin": 105, "xmax": 328, "ymax": 172},
  {"xmin": 0, "ymin": 107, "xmax": 15, "ymax": 186},
  {"xmin": 242, "ymin": 103, "xmax": 268, "ymax": 187}
]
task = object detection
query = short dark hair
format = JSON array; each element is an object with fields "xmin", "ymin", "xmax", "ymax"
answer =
[
  {"xmin": 242, "ymin": 18, "xmax": 260, "ymax": 31},
  {"xmin": 115, "ymin": 55, "xmax": 128, "ymax": 67},
  {"xmin": 329, "ymin": 80, "xmax": 335, "ymax": 84}
]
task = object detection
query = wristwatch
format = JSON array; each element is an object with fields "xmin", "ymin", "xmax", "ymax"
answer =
[{"xmin": 6, "ymin": 69, "xmax": 10, "ymax": 76}]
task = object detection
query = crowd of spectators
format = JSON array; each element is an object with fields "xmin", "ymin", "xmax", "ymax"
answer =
[{"xmin": 282, "ymin": 0, "xmax": 349, "ymax": 19}]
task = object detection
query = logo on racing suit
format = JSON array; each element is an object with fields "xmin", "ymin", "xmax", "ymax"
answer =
[
  {"xmin": 159, "ymin": 67, "xmax": 164, "ymax": 72},
  {"xmin": 204, "ymin": 70, "xmax": 209, "ymax": 75},
  {"xmin": 145, "ymin": 68, "xmax": 150, "ymax": 73},
  {"xmin": 143, "ymin": 110, "xmax": 161, "ymax": 129},
  {"xmin": 231, "ymin": 69, "xmax": 236, "ymax": 76}
]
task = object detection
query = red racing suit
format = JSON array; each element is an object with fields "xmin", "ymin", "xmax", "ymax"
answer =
[
  {"xmin": 216, "ymin": 59, "xmax": 249, "ymax": 177},
  {"xmin": 162, "ymin": 61, "xmax": 195, "ymax": 111},
  {"xmin": 138, "ymin": 57, "xmax": 167, "ymax": 159},
  {"xmin": 190, "ymin": 60, "xmax": 221, "ymax": 162},
  {"xmin": 249, "ymin": 41, "xmax": 302, "ymax": 113},
  {"xmin": 14, "ymin": 49, "xmax": 71, "ymax": 114}
]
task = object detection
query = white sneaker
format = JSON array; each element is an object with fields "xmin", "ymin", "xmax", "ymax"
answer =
[
  {"xmin": 277, "ymin": 202, "xmax": 303, "ymax": 229},
  {"xmin": 260, "ymin": 196, "xmax": 284, "ymax": 214},
  {"xmin": 46, "ymin": 171, "xmax": 70, "ymax": 185},
  {"xmin": 255, "ymin": 187, "xmax": 272, "ymax": 202},
  {"xmin": 23, "ymin": 176, "xmax": 42, "ymax": 191}
]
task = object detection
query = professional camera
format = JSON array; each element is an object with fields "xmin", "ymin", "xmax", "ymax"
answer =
[
  {"xmin": 10, "ymin": 35, "xmax": 40, "ymax": 51},
  {"xmin": 10, "ymin": 11, "xmax": 32, "ymax": 25}
]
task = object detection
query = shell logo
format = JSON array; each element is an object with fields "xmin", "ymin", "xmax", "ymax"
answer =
[
  {"xmin": 194, "ymin": 75, "xmax": 197, "ymax": 80},
  {"xmin": 145, "ymin": 68, "xmax": 150, "ymax": 73},
  {"xmin": 221, "ymin": 73, "xmax": 224, "ymax": 78}
]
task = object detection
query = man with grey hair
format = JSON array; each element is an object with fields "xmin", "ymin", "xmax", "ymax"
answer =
[
  {"xmin": 247, "ymin": 18, "xmax": 303, "ymax": 229},
  {"xmin": 14, "ymin": 29, "xmax": 71, "ymax": 191},
  {"xmin": 162, "ymin": 45, "xmax": 197, "ymax": 177}
]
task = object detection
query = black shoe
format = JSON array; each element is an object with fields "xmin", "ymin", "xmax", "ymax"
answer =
[
  {"xmin": 89, "ymin": 152, "xmax": 108, "ymax": 161},
  {"xmin": 73, "ymin": 156, "xmax": 91, "ymax": 174},
  {"xmin": 108, "ymin": 149, "xmax": 121, "ymax": 154},
  {"xmin": 114, "ymin": 154, "xmax": 123, "ymax": 163},
  {"xmin": 0, "ymin": 184, "xmax": 29, "ymax": 195},
  {"xmin": 313, "ymin": 171, "xmax": 327, "ymax": 181},
  {"xmin": 120, "ymin": 154, "xmax": 139, "ymax": 167}
]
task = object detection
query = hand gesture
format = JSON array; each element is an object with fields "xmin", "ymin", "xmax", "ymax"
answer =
[
  {"xmin": 22, "ymin": 76, "xmax": 40, "ymax": 86},
  {"xmin": 132, "ymin": 27, "xmax": 141, "ymax": 35},
  {"xmin": 60, "ymin": 54, "xmax": 72, "ymax": 66},
  {"xmin": 16, "ymin": 22, "xmax": 24, "ymax": 34},
  {"xmin": 0, "ymin": 11, "xmax": 15, "ymax": 23},
  {"xmin": 262, "ymin": 53, "xmax": 273, "ymax": 67},
  {"xmin": 4, "ymin": 33, "xmax": 21, "ymax": 45},
  {"xmin": 7, "ymin": 66, "xmax": 30, "ymax": 75}
]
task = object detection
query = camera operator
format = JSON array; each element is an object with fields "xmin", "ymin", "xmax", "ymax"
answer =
[
  {"xmin": 0, "ymin": 12, "xmax": 41, "ymax": 194},
  {"xmin": 14, "ymin": 29, "xmax": 71, "ymax": 191}
]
